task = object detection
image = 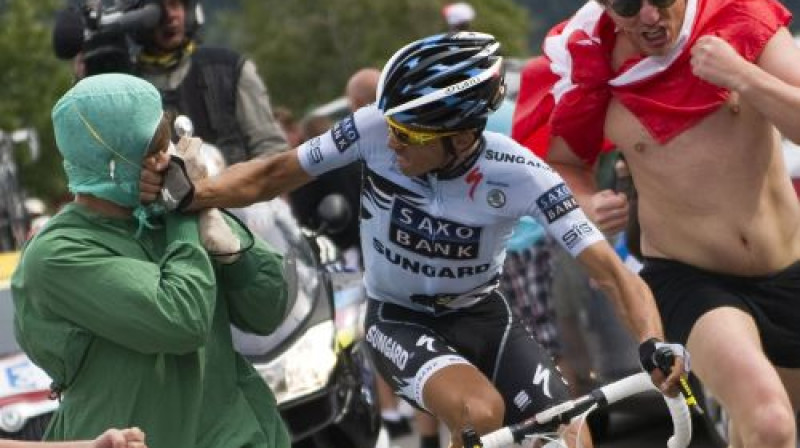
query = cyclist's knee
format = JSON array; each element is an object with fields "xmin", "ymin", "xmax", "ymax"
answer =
[
  {"xmin": 738, "ymin": 402, "xmax": 796, "ymax": 448},
  {"xmin": 450, "ymin": 390, "xmax": 505, "ymax": 436}
]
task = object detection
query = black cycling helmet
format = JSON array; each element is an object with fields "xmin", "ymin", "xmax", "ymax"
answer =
[{"xmin": 377, "ymin": 32, "xmax": 505, "ymax": 132}]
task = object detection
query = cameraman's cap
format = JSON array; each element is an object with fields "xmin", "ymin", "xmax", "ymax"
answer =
[
  {"xmin": 442, "ymin": 2, "xmax": 476, "ymax": 27},
  {"xmin": 52, "ymin": 73, "xmax": 162, "ymax": 208}
]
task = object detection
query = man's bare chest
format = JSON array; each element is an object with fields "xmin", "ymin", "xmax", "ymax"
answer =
[{"xmin": 603, "ymin": 97, "xmax": 781, "ymax": 209}]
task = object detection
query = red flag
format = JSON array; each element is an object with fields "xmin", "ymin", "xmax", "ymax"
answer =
[{"xmin": 512, "ymin": 0, "xmax": 791, "ymax": 164}]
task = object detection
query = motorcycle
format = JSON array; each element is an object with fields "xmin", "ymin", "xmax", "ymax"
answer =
[{"xmin": 230, "ymin": 194, "xmax": 387, "ymax": 448}]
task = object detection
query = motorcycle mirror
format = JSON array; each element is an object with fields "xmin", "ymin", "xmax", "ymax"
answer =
[{"xmin": 316, "ymin": 193, "xmax": 352, "ymax": 235}]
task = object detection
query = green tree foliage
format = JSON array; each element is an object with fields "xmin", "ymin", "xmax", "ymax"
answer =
[
  {"xmin": 0, "ymin": 0, "xmax": 73, "ymax": 204},
  {"xmin": 216, "ymin": 0, "xmax": 530, "ymax": 115}
]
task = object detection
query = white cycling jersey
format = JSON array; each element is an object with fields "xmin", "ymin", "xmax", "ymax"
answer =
[{"xmin": 297, "ymin": 105, "xmax": 604, "ymax": 313}]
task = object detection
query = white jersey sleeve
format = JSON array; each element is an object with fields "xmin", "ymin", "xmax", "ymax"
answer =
[
  {"xmin": 297, "ymin": 105, "xmax": 386, "ymax": 177},
  {"xmin": 483, "ymin": 134, "xmax": 605, "ymax": 257},
  {"xmin": 528, "ymin": 169, "xmax": 604, "ymax": 256}
]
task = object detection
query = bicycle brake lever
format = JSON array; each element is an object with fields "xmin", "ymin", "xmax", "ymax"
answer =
[
  {"xmin": 653, "ymin": 346, "xmax": 675, "ymax": 375},
  {"xmin": 654, "ymin": 347, "xmax": 704, "ymax": 416}
]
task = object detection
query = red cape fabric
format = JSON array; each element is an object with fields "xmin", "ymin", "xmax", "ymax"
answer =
[{"xmin": 512, "ymin": 0, "xmax": 791, "ymax": 164}]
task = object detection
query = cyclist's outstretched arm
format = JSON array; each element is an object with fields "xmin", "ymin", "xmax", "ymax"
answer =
[
  {"xmin": 576, "ymin": 241, "xmax": 685, "ymax": 395},
  {"xmin": 140, "ymin": 146, "xmax": 313, "ymax": 210},
  {"xmin": 191, "ymin": 148, "xmax": 312, "ymax": 210}
]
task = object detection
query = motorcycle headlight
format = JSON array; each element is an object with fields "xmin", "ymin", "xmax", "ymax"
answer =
[{"xmin": 255, "ymin": 321, "xmax": 337, "ymax": 404}]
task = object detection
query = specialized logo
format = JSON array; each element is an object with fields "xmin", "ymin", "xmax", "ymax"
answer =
[
  {"xmin": 366, "ymin": 326, "xmax": 409, "ymax": 370},
  {"xmin": 330, "ymin": 114, "xmax": 360, "ymax": 153},
  {"xmin": 416, "ymin": 335, "xmax": 437, "ymax": 353},
  {"xmin": 307, "ymin": 137, "xmax": 323, "ymax": 163},
  {"xmin": 562, "ymin": 222, "xmax": 595, "ymax": 250},
  {"xmin": 533, "ymin": 363, "xmax": 552, "ymax": 399},
  {"xmin": 465, "ymin": 167, "xmax": 483, "ymax": 200},
  {"xmin": 390, "ymin": 198, "xmax": 481, "ymax": 260},
  {"xmin": 536, "ymin": 183, "xmax": 578, "ymax": 223},
  {"xmin": 487, "ymin": 189, "xmax": 505, "ymax": 208}
]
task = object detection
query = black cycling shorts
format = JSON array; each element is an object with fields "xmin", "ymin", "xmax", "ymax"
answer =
[
  {"xmin": 363, "ymin": 291, "xmax": 569, "ymax": 425},
  {"xmin": 640, "ymin": 258, "xmax": 800, "ymax": 368}
]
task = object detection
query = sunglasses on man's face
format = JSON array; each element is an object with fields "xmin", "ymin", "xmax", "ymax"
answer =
[
  {"xmin": 606, "ymin": 0, "xmax": 677, "ymax": 17},
  {"xmin": 386, "ymin": 117, "xmax": 460, "ymax": 146}
]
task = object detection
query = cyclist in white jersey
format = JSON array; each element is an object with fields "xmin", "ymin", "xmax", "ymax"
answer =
[{"xmin": 141, "ymin": 32, "xmax": 688, "ymax": 448}]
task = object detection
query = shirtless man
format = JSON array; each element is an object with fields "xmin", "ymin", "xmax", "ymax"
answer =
[{"xmin": 513, "ymin": 0, "xmax": 800, "ymax": 447}]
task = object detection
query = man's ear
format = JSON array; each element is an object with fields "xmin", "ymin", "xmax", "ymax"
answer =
[{"xmin": 450, "ymin": 130, "xmax": 479, "ymax": 153}]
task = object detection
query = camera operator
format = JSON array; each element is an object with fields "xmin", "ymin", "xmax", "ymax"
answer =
[
  {"xmin": 53, "ymin": 0, "xmax": 288, "ymax": 164},
  {"xmin": 136, "ymin": 0, "xmax": 287, "ymax": 163}
]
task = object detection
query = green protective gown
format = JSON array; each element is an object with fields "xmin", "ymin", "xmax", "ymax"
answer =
[{"xmin": 12, "ymin": 203, "xmax": 290, "ymax": 448}]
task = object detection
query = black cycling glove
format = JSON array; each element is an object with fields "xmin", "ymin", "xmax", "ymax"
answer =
[
  {"xmin": 160, "ymin": 155, "xmax": 195, "ymax": 212},
  {"xmin": 639, "ymin": 337, "xmax": 691, "ymax": 375}
]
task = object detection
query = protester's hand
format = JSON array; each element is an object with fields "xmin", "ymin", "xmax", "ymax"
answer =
[
  {"xmin": 140, "ymin": 151, "xmax": 170, "ymax": 204},
  {"xmin": 199, "ymin": 208, "xmax": 241, "ymax": 264},
  {"xmin": 691, "ymin": 35, "xmax": 753, "ymax": 91},
  {"xmin": 585, "ymin": 190, "xmax": 629, "ymax": 235},
  {"xmin": 638, "ymin": 338, "xmax": 691, "ymax": 398},
  {"xmin": 91, "ymin": 427, "xmax": 147, "ymax": 448}
]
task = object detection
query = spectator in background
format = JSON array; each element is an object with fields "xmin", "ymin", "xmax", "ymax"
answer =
[
  {"xmin": 273, "ymin": 106, "xmax": 303, "ymax": 148},
  {"xmin": 442, "ymin": 2, "xmax": 476, "ymax": 31},
  {"xmin": 346, "ymin": 68, "xmax": 381, "ymax": 112},
  {"xmin": 136, "ymin": 0, "xmax": 287, "ymax": 165}
]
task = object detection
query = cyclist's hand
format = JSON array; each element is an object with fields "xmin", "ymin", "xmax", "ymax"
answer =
[
  {"xmin": 586, "ymin": 189, "xmax": 629, "ymax": 234},
  {"xmin": 639, "ymin": 338, "xmax": 691, "ymax": 397}
]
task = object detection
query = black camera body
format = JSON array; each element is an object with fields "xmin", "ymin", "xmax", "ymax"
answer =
[{"xmin": 53, "ymin": 0, "xmax": 163, "ymax": 76}]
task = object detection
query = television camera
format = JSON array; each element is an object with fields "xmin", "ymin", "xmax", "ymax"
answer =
[{"xmin": 52, "ymin": 0, "xmax": 163, "ymax": 76}]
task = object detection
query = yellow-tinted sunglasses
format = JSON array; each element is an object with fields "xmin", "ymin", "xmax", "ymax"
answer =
[{"xmin": 386, "ymin": 117, "xmax": 461, "ymax": 145}]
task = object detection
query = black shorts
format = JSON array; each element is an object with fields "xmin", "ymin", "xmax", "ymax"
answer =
[
  {"xmin": 364, "ymin": 291, "xmax": 569, "ymax": 425},
  {"xmin": 640, "ymin": 258, "xmax": 800, "ymax": 368}
]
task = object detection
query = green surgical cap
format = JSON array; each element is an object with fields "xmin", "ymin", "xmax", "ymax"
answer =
[{"xmin": 53, "ymin": 73, "xmax": 163, "ymax": 209}]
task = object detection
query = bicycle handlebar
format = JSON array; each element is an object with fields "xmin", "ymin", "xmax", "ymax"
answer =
[{"xmin": 472, "ymin": 372, "xmax": 692, "ymax": 448}]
